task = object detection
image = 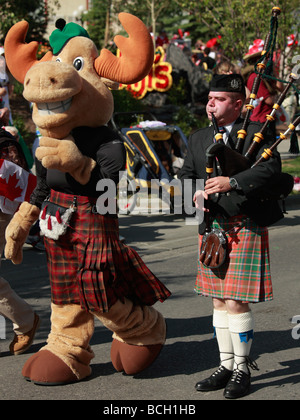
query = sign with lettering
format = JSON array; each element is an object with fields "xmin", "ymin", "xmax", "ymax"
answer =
[{"xmin": 118, "ymin": 46, "xmax": 173, "ymax": 99}]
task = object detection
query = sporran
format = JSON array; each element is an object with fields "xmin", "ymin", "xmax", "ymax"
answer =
[
  {"xmin": 39, "ymin": 198, "xmax": 76, "ymax": 240},
  {"xmin": 199, "ymin": 227, "xmax": 227, "ymax": 269}
]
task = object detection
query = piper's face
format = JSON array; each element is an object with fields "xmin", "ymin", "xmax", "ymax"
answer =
[{"xmin": 206, "ymin": 91, "xmax": 242, "ymax": 126}]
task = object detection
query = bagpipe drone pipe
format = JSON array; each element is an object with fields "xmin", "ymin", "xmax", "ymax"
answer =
[
  {"xmin": 204, "ymin": 6, "xmax": 298, "ymax": 201},
  {"xmin": 199, "ymin": 7, "xmax": 299, "ymax": 269}
]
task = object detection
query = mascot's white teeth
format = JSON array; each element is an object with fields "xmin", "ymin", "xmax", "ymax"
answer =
[{"xmin": 37, "ymin": 98, "xmax": 72, "ymax": 115}]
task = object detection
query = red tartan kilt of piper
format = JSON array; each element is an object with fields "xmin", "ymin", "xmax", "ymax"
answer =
[
  {"xmin": 195, "ymin": 215, "xmax": 273, "ymax": 303},
  {"xmin": 43, "ymin": 190, "xmax": 171, "ymax": 313}
]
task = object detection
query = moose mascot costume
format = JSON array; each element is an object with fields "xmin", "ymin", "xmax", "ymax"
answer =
[{"xmin": 4, "ymin": 13, "xmax": 171, "ymax": 385}]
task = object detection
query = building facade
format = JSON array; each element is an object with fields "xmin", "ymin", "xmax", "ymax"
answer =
[{"xmin": 46, "ymin": 0, "xmax": 91, "ymax": 36}]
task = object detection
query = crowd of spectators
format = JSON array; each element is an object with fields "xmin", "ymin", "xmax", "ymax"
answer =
[{"xmin": 153, "ymin": 27, "xmax": 299, "ymax": 127}]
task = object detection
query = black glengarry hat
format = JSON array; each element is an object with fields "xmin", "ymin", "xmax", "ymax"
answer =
[{"xmin": 210, "ymin": 74, "xmax": 246, "ymax": 96}]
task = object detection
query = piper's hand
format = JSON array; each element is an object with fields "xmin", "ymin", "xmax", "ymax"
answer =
[
  {"xmin": 36, "ymin": 136, "xmax": 96, "ymax": 185},
  {"xmin": 193, "ymin": 190, "xmax": 209, "ymax": 212},
  {"xmin": 205, "ymin": 176, "xmax": 231, "ymax": 195}
]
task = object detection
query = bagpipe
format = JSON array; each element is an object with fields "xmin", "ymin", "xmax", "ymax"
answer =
[
  {"xmin": 199, "ymin": 117, "xmax": 228, "ymax": 269},
  {"xmin": 199, "ymin": 6, "xmax": 299, "ymax": 269}
]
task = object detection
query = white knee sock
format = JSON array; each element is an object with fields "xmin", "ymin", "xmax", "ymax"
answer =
[
  {"xmin": 228, "ymin": 311, "xmax": 254, "ymax": 374},
  {"xmin": 213, "ymin": 309, "xmax": 234, "ymax": 371}
]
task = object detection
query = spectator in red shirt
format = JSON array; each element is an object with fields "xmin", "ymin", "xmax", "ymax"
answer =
[
  {"xmin": 242, "ymin": 40, "xmax": 283, "ymax": 132},
  {"xmin": 246, "ymin": 72, "xmax": 275, "ymax": 123},
  {"xmin": 156, "ymin": 30, "xmax": 169, "ymax": 48}
]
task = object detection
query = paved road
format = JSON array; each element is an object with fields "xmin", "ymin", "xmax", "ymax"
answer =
[{"xmin": 0, "ymin": 195, "xmax": 299, "ymax": 402}]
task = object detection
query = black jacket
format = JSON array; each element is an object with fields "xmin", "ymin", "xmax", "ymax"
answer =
[{"xmin": 179, "ymin": 118, "xmax": 284, "ymax": 233}]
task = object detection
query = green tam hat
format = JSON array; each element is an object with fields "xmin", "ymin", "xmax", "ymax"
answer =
[{"xmin": 50, "ymin": 19, "xmax": 90, "ymax": 55}]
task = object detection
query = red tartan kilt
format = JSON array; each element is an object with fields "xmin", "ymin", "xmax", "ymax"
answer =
[
  {"xmin": 44, "ymin": 190, "xmax": 171, "ymax": 313},
  {"xmin": 195, "ymin": 215, "xmax": 273, "ymax": 303}
]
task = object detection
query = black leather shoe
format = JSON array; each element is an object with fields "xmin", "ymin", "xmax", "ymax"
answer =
[
  {"xmin": 224, "ymin": 369, "xmax": 250, "ymax": 399},
  {"xmin": 195, "ymin": 365, "xmax": 233, "ymax": 392}
]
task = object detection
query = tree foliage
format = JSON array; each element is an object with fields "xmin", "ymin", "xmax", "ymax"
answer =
[
  {"xmin": 82, "ymin": 0, "xmax": 111, "ymax": 49},
  {"xmin": 175, "ymin": 0, "xmax": 299, "ymax": 65},
  {"xmin": 0, "ymin": 0, "xmax": 60, "ymax": 44},
  {"xmin": 83, "ymin": 0, "xmax": 299, "ymax": 78},
  {"xmin": 83, "ymin": 0, "xmax": 177, "ymax": 49}
]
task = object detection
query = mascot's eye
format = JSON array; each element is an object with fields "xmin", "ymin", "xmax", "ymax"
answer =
[
  {"xmin": 55, "ymin": 57, "xmax": 62, "ymax": 62},
  {"xmin": 73, "ymin": 57, "xmax": 84, "ymax": 71}
]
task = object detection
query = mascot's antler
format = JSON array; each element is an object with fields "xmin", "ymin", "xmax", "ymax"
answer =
[
  {"xmin": 94, "ymin": 13, "xmax": 154, "ymax": 84},
  {"xmin": 5, "ymin": 13, "xmax": 154, "ymax": 86},
  {"xmin": 4, "ymin": 21, "xmax": 53, "ymax": 84}
]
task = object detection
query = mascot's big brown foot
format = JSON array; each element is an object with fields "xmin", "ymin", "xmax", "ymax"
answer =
[
  {"xmin": 22, "ymin": 298, "xmax": 166, "ymax": 385},
  {"xmin": 111, "ymin": 340, "xmax": 163, "ymax": 375},
  {"xmin": 22, "ymin": 350, "xmax": 78, "ymax": 385},
  {"xmin": 97, "ymin": 298, "xmax": 166, "ymax": 375},
  {"xmin": 22, "ymin": 303, "xmax": 95, "ymax": 385}
]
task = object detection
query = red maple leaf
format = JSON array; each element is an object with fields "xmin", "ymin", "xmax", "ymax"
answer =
[{"xmin": 0, "ymin": 172, "xmax": 23, "ymax": 201}]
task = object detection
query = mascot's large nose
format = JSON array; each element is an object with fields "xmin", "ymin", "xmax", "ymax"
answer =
[{"xmin": 23, "ymin": 61, "xmax": 82, "ymax": 103}]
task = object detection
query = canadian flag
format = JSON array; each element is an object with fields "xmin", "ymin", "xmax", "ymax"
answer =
[{"xmin": 0, "ymin": 159, "xmax": 37, "ymax": 214}]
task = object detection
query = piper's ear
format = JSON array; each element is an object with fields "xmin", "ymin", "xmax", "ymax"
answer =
[{"xmin": 102, "ymin": 78, "xmax": 120, "ymax": 90}]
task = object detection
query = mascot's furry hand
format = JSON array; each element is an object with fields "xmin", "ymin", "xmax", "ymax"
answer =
[
  {"xmin": 36, "ymin": 136, "xmax": 96, "ymax": 185},
  {"xmin": 5, "ymin": 202, "xmax": 40, "ymax": 264}
]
